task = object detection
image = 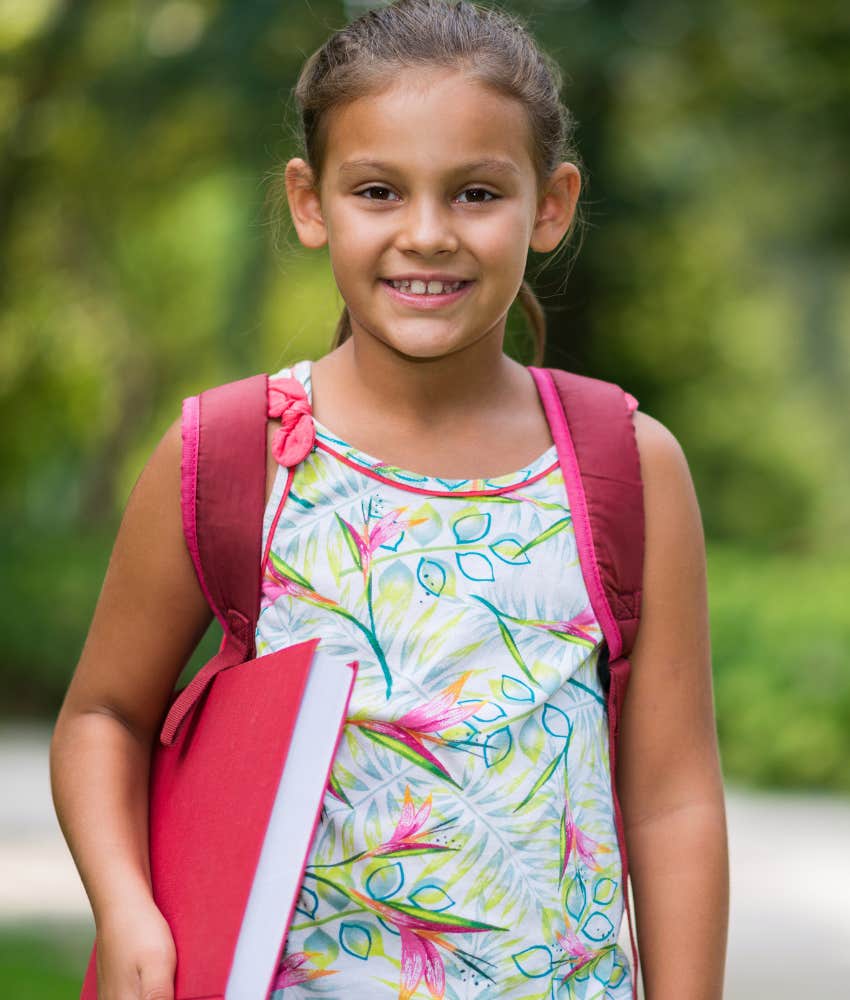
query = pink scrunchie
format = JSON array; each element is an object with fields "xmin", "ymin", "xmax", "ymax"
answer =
[{"xmin": 267, "ymin": 376, "xmax": 316, "ymax": 466}]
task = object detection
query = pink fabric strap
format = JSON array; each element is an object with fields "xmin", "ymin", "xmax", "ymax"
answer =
[
  {"xmin": 528, "ymin": 367, "xmax": 644, "ymax": 654},
  {"xmin": 528, "ymin": 365, "xmax": 644, "ymax": 998},
  {"xmin": 161, "ymin": 373, "xmax": 269, "ymax": 746}
]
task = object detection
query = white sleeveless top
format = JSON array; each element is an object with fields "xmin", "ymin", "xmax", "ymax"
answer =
[{"xmin": 257, "ymin": 359, "xmax": 632, "ymax": 999}]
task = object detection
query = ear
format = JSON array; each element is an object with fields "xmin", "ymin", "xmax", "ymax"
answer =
[
  {"xmin": 529, "ymin": 162, "xmax": 581, "ymax": 253},
  {"xmin": 284, "ymin": 158, "xmax": 328, "ymax": 249}
]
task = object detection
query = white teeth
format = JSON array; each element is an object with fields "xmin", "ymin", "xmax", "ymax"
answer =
[{"xmin": 389, "ymin": 279, "xmax": 464, "ymax": 295}]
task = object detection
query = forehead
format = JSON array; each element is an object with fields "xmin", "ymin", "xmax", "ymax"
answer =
[{"xmin": 322, "ymin": 68, "xmax": 536, "ymax": 180}]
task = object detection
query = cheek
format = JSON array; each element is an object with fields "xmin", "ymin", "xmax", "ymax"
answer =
[
  {"xmin": 467, "ymin": 207, "xmax": 532, "ymax": 264},
  {"xmin": 326, "ymin": 224, "xmax": 376, "ymax": 282}
]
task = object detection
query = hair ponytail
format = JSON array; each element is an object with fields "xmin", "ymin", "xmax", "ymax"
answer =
[{"xmin": 517, "ymin": 280, "xmax": 546, "ymax": 367}]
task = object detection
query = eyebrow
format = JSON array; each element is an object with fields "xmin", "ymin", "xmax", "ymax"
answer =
[{"xmin": 337, "ymin": 158, "xmax": 521, "ymax": 178}]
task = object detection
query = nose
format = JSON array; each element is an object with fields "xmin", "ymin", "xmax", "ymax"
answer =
[{"xmin": 395, "ymin": 196, "xmax": 459, "ymax": 256}]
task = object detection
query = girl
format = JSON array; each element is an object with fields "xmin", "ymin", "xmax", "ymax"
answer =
[{"xmin": 50, "ymin": 1, "xmax": 729, "ymax": 998}]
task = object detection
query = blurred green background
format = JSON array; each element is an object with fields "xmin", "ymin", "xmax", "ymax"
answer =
[
  {"xmin": 1, "ymin": 0, "xmax": 847, "ymax": 990},
  {"xmin": 2, "ymin": 0, "xmax": 848, "ymax": 786}
]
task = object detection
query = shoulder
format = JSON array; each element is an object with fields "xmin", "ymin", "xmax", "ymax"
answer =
[
  {"xmin": 121, "ymin": 415, "xmax": 183, "ymax": 519},
  {"xmin": 630, "ymin": 409, "xmax": 706, "ymax": 588},
  {"xmin": 632, "ymin": 409, "xmax": 700, "ymax": 519},
  {"xmin": 632, "ymin": 409, "xmax": 690, "ymax": 483}
]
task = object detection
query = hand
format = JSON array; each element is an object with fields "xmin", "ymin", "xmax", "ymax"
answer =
[{"xmin": 95, "ymin": 899, "xmax": 176, "ymax": 1000}]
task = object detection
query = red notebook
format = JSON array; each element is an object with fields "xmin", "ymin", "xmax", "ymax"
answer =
[{"xmin": 80, "ymin": 636, "xmax": 357, "ymax": 1000}]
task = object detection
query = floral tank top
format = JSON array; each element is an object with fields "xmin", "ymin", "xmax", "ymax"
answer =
[{"xmin": 258, "ymin": 360, "xmax": 633, "ymax": 1000}]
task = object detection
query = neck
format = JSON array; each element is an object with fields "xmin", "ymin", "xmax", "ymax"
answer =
[{"xmin": 320, "ymin": 322, "xmax": 530, "ymax": 431}]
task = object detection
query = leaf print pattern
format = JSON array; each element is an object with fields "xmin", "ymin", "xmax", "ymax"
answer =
[
  {"xmin": 313, "ymin": 786, "xmax": 456, "ymax": 866},
  {"xmin": 336, "ymin": 506, "xmax": 428, "ymax": 583},
  {"xmin": 258, "ymin": 360, "xmax": 633, "ymax": 999},
  {"xmin": 350, "ymin": 672, "xmax": 483, "ymax": 786},
  {"xmin": 264, "ymin": 548, "xmax": 394, "ymax": 698}
]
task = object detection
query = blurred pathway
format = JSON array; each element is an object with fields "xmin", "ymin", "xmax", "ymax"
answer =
[{"xmin": 2, "ymin": 722, "xmax": 849, "ymax": 996}]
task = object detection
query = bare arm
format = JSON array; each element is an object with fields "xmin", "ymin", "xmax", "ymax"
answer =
[
  {"xmin": 617, "ymin": 412, "xmax": 729, "ymax": 1000},
  {"xmin": 49, "ymin": 417, "xmax": 213, "ymax": 927}
]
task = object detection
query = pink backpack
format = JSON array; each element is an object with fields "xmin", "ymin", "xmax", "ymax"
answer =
[{"xmin": 162, "ymin": 365, "xmax": 644, "ymax": 996}]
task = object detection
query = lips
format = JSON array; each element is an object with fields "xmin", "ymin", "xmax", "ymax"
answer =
[
  {"xmin": 386, "ymin": 277, "xmax": 469, "ymax": 295},
  {"xmin": 381, "ymin": 278, "xmax": 474, "ymax": 309}
]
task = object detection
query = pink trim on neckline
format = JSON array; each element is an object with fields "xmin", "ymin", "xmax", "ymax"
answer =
[
  {"xmin": 315, "ymin": 439, "xmax": 559, "ymax": 498},
  {"xmin": 279, "ymin": 358, "xmax": 558, "ymax": 497}
]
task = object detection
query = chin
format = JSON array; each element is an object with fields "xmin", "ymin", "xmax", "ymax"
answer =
[
  {"xmin": 378, "ymin": 321, "xmax": 499, "ymax": 361},
  {"xmin": 382, "ymin": 335, "xmax": 478, "ymax": 363}
]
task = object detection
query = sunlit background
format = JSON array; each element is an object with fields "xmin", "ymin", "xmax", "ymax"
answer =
[{"xmin": 1, "ymin": 0, "xmax": 848, "ymax": 997}]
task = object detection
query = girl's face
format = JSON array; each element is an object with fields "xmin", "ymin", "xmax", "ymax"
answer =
[{"xmin": 286, "ymin": 68, "xmax": 579, "ymax": 361}]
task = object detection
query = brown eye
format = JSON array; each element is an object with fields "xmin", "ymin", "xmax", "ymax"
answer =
[
  {"xmin": 457, "ymin": 188, "xmax": 496, "ymax": 204},
  {"xmin": 358, "ymin": 186, "xmax": 399, "ymax": 201}
]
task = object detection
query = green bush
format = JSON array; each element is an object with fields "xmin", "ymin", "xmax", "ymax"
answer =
[
  {"xmin": 0, "ymin": 921, "xmax": 92, "ymax": 999},
  {"xmin": 707, "ymin": 544, "xmax": 850, "ymax": 792},
  {"xmin": 0, "ymin": 529, "xmax": 221, "ymax": 719}
]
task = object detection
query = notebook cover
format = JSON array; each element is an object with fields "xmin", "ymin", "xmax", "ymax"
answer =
[
  {"xmin": 79, "ymin": 635, "xmax": 340, "ymax": 1000},
  {"xmin": 226, "ymin": 647, "xmax": 358, "ymax": 999}
]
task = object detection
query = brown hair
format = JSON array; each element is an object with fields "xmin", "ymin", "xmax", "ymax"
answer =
[{"xmin": 284, "ymin": 0, "xmax": 585, "ymax": 366}]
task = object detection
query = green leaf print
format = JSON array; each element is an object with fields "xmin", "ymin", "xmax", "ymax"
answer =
[
  {"xmin": 417, "ymin": 557, "xmax": 448, "ymax": 597},
  {"xmin": 335, "ymin": 511, "xmax": 364, "ymax": 571},
  {"xmin": 489, "ymin": 536, "xmax": 532, "ymax": 565},
  {"xmin": 514, "ymin": 516, "xmax": 572, "ymax": 556},
  {"xmin": 465, "ymin": 845, "xmax": 506, "ymax": 903},
  {"xmin": 471, "ymin": 595, "xmax": 542, "ymax": 688},
  {"xmin": 327, "ymin": 766, "xmax": 352, "ymax": 806},
  {"xmin": 358, "ymin": 727, "xmax": 461, "ymax": 787},
  {"xmin": 407, "ymin": 885, "xmax": 455, "ymax": 912},
  {"xmin": 365, "ymin": 861, "xmax": 405, "ymax": 900},
  {"xmin": 513, "ymin": 746, "xmax": 567, "ymax": 813},
  {"xmin": 339, "ymin": 921, "xmax": 372, "ymax": 960},
  {"xmin": 268, "ymin": 550, "xmax": 312, "ymax": 590},
  {"xmin": 406, "ymin": 501, "xmax": 442, "ymax": 545},
  {"xmin": 358, "ymin": 894, "xmax": 507, "ymax": 933},
  {"xmin": 495, "ymin": 616, "xmax": 540, "ymax": 688},
  {"xmin": 518, "ymin": 712, "xmax": 546, "ymax": 762},
  {"xmin": 452, "ymin": 510, "xmax": 491, "ymax": 543},
  {"xmin": 376, "ymin": 559, "xmax": 415, "ymax": 606}
]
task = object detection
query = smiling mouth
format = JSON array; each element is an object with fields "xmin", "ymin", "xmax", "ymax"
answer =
[
  {"xmin": 383, "ymin": 278, "xmax": 471, "ymax": 296},
  {"xmin": 380, "ymin": 279, "xmax": 474, "ymax": 309}
]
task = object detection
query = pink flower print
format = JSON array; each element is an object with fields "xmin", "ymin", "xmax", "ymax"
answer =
[
  {"xmin": 345, "ymin": 891, "xmax": 502, "ymax": 1000},
  {"xmin": 556, "ymin": 929, "xmax": 598, "ymax": 981},
  {"xmin": 261, "ymin": 556, "xmax": 340, "ymax": 612},
  {"xmin": 338, "ymin": 506, "xmax": 427, "ymax": 582},
  {"xmin": 267, "ymin": 375, "xmax": 316, "ymax": 467},
  {"xmin": 352, "ymin": 672, "xmax": 484, "ymax": 784},
  {"xmin": 395, "ymin": 671, "xmax": 483, "ymax": 733},
  {"xmin": 561, "ymin": 795, "xmax": 611, "ymax": 879},
  {"xmin": 399, "ymin": 927, "xmax": 446, "ymax": 1000},
  {"xmin": 539, "ymin": 605, "xmax": 599, "ymax": 644},
  {"xmin": 272, "ymin": 950, "xmax": 336, "ymax": 989},
  {"xmin": 365, "ymin": 785, "xmax": 452, "ymax": 859}
]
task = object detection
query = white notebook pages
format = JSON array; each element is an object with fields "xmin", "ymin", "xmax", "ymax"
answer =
[{"xmin": 225, "ymin": 646, "xmax": 357, "ymax": 1000}]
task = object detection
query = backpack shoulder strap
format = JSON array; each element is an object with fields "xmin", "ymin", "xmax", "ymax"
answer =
[
  {"xmin": 528, "ymin": 364, "xmax": 644, "ymax": 999},
  {"xmin": 159, "ymin": 372, "xmax": 269, "ymax": 746},
  {"xmin": 529, "ymin": 366, "xmax": 644, "ymax": 659}
]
